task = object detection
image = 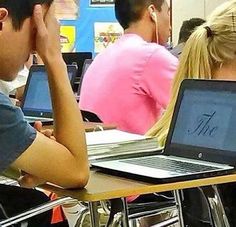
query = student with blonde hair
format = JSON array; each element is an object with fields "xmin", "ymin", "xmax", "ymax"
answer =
[
  {"xmin": 147, "ymin": 1, "xmax": 236, "ymax": 225},
  {"xmin": 148, "ymin": 0, "xmax": 236, "ymax": 146}
]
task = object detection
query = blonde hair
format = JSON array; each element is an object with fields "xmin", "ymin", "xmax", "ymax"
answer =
[{"xmin": 147, "ymin": 0, "xmax": 236, "ymax": 146}]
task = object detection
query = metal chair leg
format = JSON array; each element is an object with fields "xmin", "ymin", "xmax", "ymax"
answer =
[
  {"xmin": 75, "ymin": 207, "xmax": 90, "ymax": 227},
  {"xmin": 89, "ymin": 202, "xmax": 100, "ymax": 227},
  {"xmin": 206, "ymin": 185, "xmax": 230, "ymax": 227},
  {"xmin": 110, "ymin": 212, "xmax": 122, "ymax": 227},
  {"xmin": 129, "ymin": 219, "xmax": 138, "ymax": 227},
  {"xmin": 173, "ymin": 190, "xmax": 184, "ymax": 227}
]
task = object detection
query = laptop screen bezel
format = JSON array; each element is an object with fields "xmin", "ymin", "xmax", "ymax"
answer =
[
  {"xmin": 164, "ymin": 79, "xmax": 236, "ymax": 166},
  {"xmin": 21, "ymin": 65, "xmax": 77, "ymax": 118}
]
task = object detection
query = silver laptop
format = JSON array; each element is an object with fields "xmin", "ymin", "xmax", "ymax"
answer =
[
  {"xmin": 92, "ymin": 79, "xmax": 236, "ymax": 182},
  {"xmin": 21, "ymin": 65, "xmax": 77, "ymax": 125}
]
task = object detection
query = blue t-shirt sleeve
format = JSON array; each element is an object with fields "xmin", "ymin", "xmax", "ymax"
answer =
[{"xmin": 0, "ymin": 93, "xmax": 36, "ymax": 172}]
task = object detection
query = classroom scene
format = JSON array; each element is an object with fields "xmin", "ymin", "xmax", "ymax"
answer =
[{"xmin": 0, "ymin": 0, "xmax": 236, "ymax": 226}]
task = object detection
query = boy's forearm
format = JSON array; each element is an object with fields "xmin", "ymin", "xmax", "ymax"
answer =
[{"xmin": 45, "ymin": 58, "xmax": 88, "ymax": 164}]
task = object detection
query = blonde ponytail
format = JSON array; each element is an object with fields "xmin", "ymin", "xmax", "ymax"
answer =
[{"xmin": 147, "ymin": 0, "xmax": 236, "ymax": 145}]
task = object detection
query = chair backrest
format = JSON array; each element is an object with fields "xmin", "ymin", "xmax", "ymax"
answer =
[
  {"xmin": 81, "ymin": 110, "xmax": 102, "ymax": 123},
  {"xmin": 182, "ymin": 187, "xmax": 216, "ymax": 227}
]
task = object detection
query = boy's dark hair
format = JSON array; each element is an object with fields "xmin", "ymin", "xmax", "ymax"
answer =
[
  {"xmin": 178, "ymin": 18, "xmax": 206, "ymax": 43},
  {"xmin": 115, "ymin": 0, "xmax": 165, "ymax": 30},
  {"xmin": 0, "ymin": 0, "xmax": 53, "ymax": 30}
]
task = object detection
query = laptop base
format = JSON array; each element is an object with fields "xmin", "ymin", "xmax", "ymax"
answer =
[{"xmin": 92, "ymin": 166, "xmax": 235, "ymax": 184}]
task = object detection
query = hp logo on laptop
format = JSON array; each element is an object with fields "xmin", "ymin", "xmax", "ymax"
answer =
[{"xmin": 198, "ymin": 153, "xmax": 203, "ymax": 159}]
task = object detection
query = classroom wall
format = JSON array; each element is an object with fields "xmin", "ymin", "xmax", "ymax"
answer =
[
  {"xmin": 172, "ymin": 0, "xmax": 228, "ymax": 45},
  {"xmin": 60, "ymin": 0, "xmax": 229, "ymax": 54},
  {"xmin": 60, "ymin": 1, "xmax": 116, "ymax": 56}
]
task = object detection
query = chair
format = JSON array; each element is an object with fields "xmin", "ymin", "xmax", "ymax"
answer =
[
  {"xmin": 105, "ymin": 197, "xmax": 178, "ymax": 227},
  {"xmin": 0, "ymin": 197, "xmax": 75, "ymax": 227},
  {"xmin": 181, "ymin": 186, "xmax": 231, "ymax": 227},
  {"xmin": 81, "ymin": 110, "xmax": 102, "ymax": 123}
]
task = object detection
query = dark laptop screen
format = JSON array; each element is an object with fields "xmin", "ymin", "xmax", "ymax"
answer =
[
  {"xmin": 22, "ymin": 67, "xmax": 75, "ymax": 113},
  {"xmin": 62, "ymin": 52, "xmax": 92, "ymax": 78},
  {"xmin": 171, "ymin": 89, "xmax": 236, "ymax": 152}
]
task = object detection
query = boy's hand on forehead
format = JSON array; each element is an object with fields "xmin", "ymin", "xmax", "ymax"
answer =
[{"xmin": 33, "ymin": 4, "xmax": 62, "ymax": 64}]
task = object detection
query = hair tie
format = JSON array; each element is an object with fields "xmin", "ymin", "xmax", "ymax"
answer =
[{"xmin": 204, "ymin": 26, "xmax": 213, "ymax": 38}]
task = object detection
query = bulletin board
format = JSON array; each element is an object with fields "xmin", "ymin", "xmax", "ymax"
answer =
[
  {"xmin": 59, "ymin": 0, "xmax": 173, "ymax": 55},
  {"xmin": 55, "ymin": 0, "xmax": 79, "ymax": 20},
  {"xmin": 90, "ymin": 0, "xmax": 114, "ymax": 6}
]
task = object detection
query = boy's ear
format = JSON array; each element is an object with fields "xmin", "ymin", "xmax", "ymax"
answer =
[
  {"xmin": 0, "ymin": 8, "xmax": 8, "ymax": 31},
  {"xmin": 148, "ymin": 5, "xmax": 158, "ymax": 23}
]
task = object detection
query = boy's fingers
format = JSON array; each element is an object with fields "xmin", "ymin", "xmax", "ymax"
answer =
[
  {"xmin": 33, "ymin": 4, "xmax": 47, "ymax": 36},
  {"xmin": 41, "ymin": 129, "xmax": 54, "ymax": 137},
  {"xmin": 33, "ymin": 121, "xmax": 43, "ymax": 131}
]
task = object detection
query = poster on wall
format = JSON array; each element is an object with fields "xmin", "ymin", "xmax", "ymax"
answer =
[
  {"xmin": 94, "ymin": 22, "xmax": 123, "ymax": 53},
  {"xmin": 55, "ymin": 0, "xmax": 79, "ymax": 20},
  {"xmin": 60, "ymin": 26, "xmax": 76, "ymax": 52},
  {"xmin": 90, "ymin": 0, "xmax": 114, "ymax": 6}
]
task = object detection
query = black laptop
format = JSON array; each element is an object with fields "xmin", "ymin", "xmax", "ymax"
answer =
[
  {"xmin": 76, "ymin": 59, "xmax": 93, "ymax": 100},
  {"xmin": 92, "ymin": 79, "xmax": 236, "ymax": 182},
  {"xmin": 21, "ymin": 65, "xmax": 77, "ymax": 125},
  {"xmin": 62, "ymin": 52, "xmax": 92, "ymax": 91}
]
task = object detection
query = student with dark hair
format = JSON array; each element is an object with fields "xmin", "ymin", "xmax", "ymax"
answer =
[
  {"xmin": 0, "ymin": 0, "xmax": 89, "ymax": 225},
  {"xmin": 0, "ymin": 0, "xmax": 89, "ymax": 192},
  {"xmin": 114, "ymin": 0, "xmax": 164, "ymax": 31},
  {"xmin": 171, "ymin": 18, "xmax": 206, "ymax": 57},
  {"xmin": 80, "ymin": 0, "xmax": 178, "ymax": 135}
]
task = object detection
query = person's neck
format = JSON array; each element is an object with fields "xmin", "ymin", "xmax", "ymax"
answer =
[
  {"xmin": 124, "ymin": 21, "xmax": 154, "ymax": 43},
  {"xmin": 213, "ymin": 60, "xmax": 236, "ymax": 81}
]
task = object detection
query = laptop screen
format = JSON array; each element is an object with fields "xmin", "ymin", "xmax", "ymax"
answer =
[
  {"xmin": 22, "ymin": 65, "xmax": 76, "ymax": 115},
  {"xmin": 171, "ymin": 88, "xmax": 236, "ymax": 152},
  {"xmin": 23, "ymin": 70, "xmax": 51, "ymax": 112},
  {"xmin": 77, "ymin": 59, "xmax": 93, "ymax": 96}
]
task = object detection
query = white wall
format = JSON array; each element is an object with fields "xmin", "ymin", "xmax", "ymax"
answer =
[{"xmin": 171, "ymin": 0, "xmax": 228, "ymax": 45}]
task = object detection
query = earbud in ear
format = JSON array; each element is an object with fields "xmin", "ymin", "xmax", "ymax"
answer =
[{"xmin": 151, "ymin": 12, "xmax": 157, "ymax": 22}]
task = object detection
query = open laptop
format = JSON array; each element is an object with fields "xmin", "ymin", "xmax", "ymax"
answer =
[
  {"xmin": 92, "ymin": 79, "xmax": 236, "ymax": 183},
  {"xmin": 21, "ymin": 65, "xmax": 77, "ymax": 125},
  {"xmin": 76, "ymin": 59, "xmax": 93, "ymax": 100},
  {"xmin": 62, "ymin": 52, "xmax": 92, "ymax": 91}
]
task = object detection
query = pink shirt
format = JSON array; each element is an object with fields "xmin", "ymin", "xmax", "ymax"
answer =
[{"xmin": 79, "ymin": 34, "xmax": 178, "ymax": 134}]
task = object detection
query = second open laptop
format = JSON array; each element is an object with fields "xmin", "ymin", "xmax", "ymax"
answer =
[
  {"xmin": 21, "ymin": 65, "xmax": 77, "ymax": 125},
  {"xmin": 76, "ymin": 59, "xmax": 93, "ymax": 101},
  {"xmin": 92, "ymin": 79, "xmax": 236, "ymax": 183}
]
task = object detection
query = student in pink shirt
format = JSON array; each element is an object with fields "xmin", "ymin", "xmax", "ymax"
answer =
[{"xmin": 79, "ymin": 0, "xmax": 178, "ymax": 135}]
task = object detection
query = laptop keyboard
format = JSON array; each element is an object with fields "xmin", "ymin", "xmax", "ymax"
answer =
[
  {"xmin": 25, "ymin": 117, "xmax": 53, "ymax": 122},
  {"xmin": 121, "ymin": 156, "xmax": 221, "ymax": 173},
  {"xmin": 0, "ymin": 176, "xmax": 18, "ymax": 186}
]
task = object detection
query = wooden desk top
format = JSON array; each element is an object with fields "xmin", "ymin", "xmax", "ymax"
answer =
[
  {"xmin": 42, "ymin": 170, "xmax": 236, "ymax": 202},
  {"xmin": 43, "ymin": 122, "xmax": 116, "ymax": 132},
  {"xmin": 84, "ymin": 122, "xmax": 116, "ymax": 132}
]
